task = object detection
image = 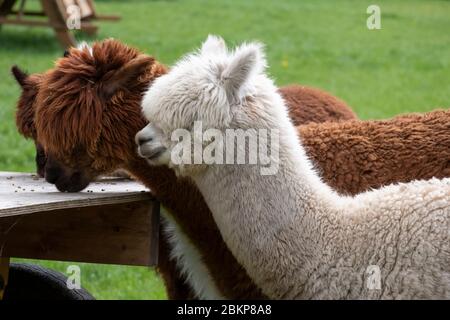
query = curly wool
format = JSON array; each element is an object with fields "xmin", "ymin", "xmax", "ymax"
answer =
[{"xmin": 301, "ymin": 110, "xmax": 450, "ymax": 195}]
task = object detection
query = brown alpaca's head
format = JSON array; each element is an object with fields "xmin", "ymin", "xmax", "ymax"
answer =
[
  {"xmin": 11, "ymin": 66, "xmax": 47, "ymax": 177},
  {"xmin": 33, "ymin": 39, "xmax": 166, "ymax": 192}
]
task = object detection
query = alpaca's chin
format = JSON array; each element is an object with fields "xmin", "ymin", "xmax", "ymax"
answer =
[
  {"xmin": 142, "ymin": 148, "xmax": 171, "ymax": 167},
  {"xmin": 169, "ymin": 163, "xmax": 208, "ymax": 179}
]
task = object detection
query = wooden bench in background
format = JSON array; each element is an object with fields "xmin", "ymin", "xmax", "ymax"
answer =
[
  {"xmin": 0, "ymin": 172, "xmax": 159, "ymax": 299},
  {"xmin": 0, "ymin": 0, "xmax": 120, "ymax": 48}
]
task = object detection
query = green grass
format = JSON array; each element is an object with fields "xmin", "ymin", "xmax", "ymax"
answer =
[
  {"xmin": 0, "ymin": 0, "xmax": 449, "ymax": 299},
  {"xmin": 13, "ymin": 259, "xmax": 167, "ymax": 300}
]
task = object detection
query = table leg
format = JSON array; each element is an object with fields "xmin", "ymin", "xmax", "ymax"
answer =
[
  {"xmin": 40, "ymin": 0, "xmax": 76, "ymax": 48},
  {"xmin": 0, "ymin": 0, "xmax": 17, "ymax": 30},
  {"xmin": 54, "ymin": 28, "xmax": 76, "ymax": 48},
  {"xmin": 0, "ymin": 257, "xmax": 10, "ymax": 300}
]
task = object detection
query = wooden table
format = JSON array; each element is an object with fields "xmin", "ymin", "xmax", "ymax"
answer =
[
  {"xmin": 0, "ymin": 0, "xmax": 120, "ymax": 48},
  {"xmin": 0, "ymin": 172, "xmax": 159, "ymax": 299}
]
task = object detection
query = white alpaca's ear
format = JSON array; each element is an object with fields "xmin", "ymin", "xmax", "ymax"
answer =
[
  {"xmin": 201, "ymin": 35, "xmax": 227, "ymax": 55},
  {"xmin": 221, "ymin": 42, "xmax": 266, "ymax": 101}
]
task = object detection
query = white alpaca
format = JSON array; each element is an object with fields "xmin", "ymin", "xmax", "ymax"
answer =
[{"xmin": 136, "ymin": 36, "xmax": 450, "ymax": 299}]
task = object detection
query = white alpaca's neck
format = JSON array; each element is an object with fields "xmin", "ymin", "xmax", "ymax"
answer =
[{"xmin": 192, "ymin": 91, "xmax": 342, "ymax": 298}]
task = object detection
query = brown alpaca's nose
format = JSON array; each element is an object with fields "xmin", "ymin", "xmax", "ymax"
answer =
[{"xmin": 44, "ymin": 165, "xmax": 62, "ymax": 184}]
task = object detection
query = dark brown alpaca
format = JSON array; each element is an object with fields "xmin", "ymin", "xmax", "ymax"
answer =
[
  {"xmin": 17, "ymin": 40, "xmax": 450, "ymax": 299},
  {"xmin": 12, "ymin": 41, "xmax": 356, "ymax": 299},
  {"xmin": 29, "ymin": 39, "xmax": 450, "ymax": 298}
]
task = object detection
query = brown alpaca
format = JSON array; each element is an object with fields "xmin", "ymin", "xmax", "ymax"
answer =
[
  {"xmin": 11, "ymin": 41, "xmax": 355, "ymax": 299},
  {"xmin": 29, "ymin": 40, "xmax": 450, "ymax": 299}
]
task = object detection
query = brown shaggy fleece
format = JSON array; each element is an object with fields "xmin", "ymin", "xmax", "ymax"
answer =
[
  {"xmin": 12, "ymin": 40, "xmax": 355, "ymax": 299},
  {"xmin": 301, "ymin": 110, "xmax": 450, "ymax": 196},
  {"xmin": 280, "ymin": 84, "xmax": 355, "ymax": 126}
]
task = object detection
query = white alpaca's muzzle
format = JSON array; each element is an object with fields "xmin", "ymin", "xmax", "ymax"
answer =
[{"xmin": 136, "ymin": 124, "xmax": 168, "ymax": 164}]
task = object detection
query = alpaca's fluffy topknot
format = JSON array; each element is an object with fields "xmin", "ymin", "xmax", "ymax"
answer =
[
  {"xmin": 63, "ymin": 39, "xmax": 144, "ymax": 78},
  {"xmin": 34, "ymin": 39, "xmax": 166, "ymax": 169}
]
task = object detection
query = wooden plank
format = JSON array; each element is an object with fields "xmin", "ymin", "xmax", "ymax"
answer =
[
  {"xmin": 0, "ymin": 0, "xmax": 16, "ymax": 30},
  {"xmin": 84, "ymin": 0, "xmax": 120, "ymax": 21},
  {"xmin": 0, "ymin": 17, "xmax": 51, "ymax": 26},
  {"xmin": 40, "ymin": 0, "xmax": 76, "ymax": 48},
  {"xmin": 0, "ymin": 257, "xmax": 10, "ymax": 300},
  {"xmin": 57, "ymin": 0, "xmax": 71, "ymax": 21},
  {"xmin": 59, "ymin": 0, "xmax": 93, "ymax": 20},
  {"xmin": 0, "ymin": 0, "xmax": 16, "ymax": 17},
  {"xmin": 91, "ymin": 14, "xmax": 120, "ymax": 21},
  {"xmin": 0, "ymin": 17, "xmax": 97, "ymax": 30},
  {"xmin": 16, "ymin": 0, "xmax": 25, "ymax": 19},
  {"xmin": 0, "ymin": 201, "xmax": 160, "ymax": 266},
  {"xmin": 76, "ymin": 0, "xmax": 93, "ymax": 18},
  {"xmin": 0, "ymin": 172, "xmax": 152, "ymax": 218},
  {"xmin": 79, "ymin": 20, "xmax": 97, "ymax": 35},
  {"xmin": 10, "ymin": 10, "xmax": 46, "ymax": 17}
]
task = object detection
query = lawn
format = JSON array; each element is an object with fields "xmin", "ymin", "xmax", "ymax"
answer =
[{"xmin": 0, "ymin": 0, "xmax": 449, "ymax": 299}]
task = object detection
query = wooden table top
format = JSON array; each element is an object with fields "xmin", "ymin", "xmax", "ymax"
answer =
[{"xmin": 0, "ymin": 172, "xmax": 153, "ymax": 218}]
